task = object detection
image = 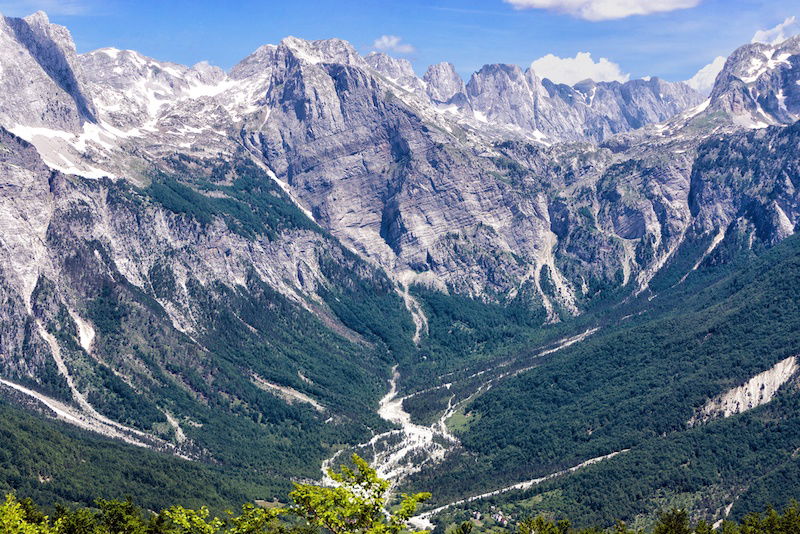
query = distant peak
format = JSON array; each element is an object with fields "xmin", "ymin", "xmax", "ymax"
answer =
[
  {"xmin": 23, "ymin": 10, "xmax": 49, "ymax": 25},
  {"xmin": 279, "ymin": 35, "xmax": 363, "ymax": 67},
  {"xmin": 424, "ymin": 61, "xmax": 458, "ymax": 76},
  {"xmin": 365, "ymin": 52, "xmax": 415, "ymax": 78},
  {"xmin": 475, "ymin": 63, "xmax": 524, "ymax": 76},
  {"xmin": 91, "ymin": 47, "xmax": 122, "ymax": 58}
]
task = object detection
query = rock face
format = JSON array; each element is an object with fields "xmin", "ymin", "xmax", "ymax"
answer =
[
  {"xmin": 78, "ymin": 48, "xmax": 227, "ymax": 130},
  {"xmin": 709, "ymin": 35, "xmax": 800, "ymax": 127},
  {"xmin": 1, "ymin": 11, "xmax": 800, "ymax": 458},
  {"xmin": 688, "ymin": 356, "xmax": 799, "ymax": 426},
  {"xmin": 365, "ymin": 52, "xmax": 427, "ymax": 98},
  {"xmin": 0, "ymin": 11, "xmax": 96, "ymax": 132},
  {"xmin": 461, "ymin": 65, "xmax": 703, "ymax": 142},
  {"xmin": 366, "ymin": 51, "xmax": 703, "ymax": 143},
  {"xmin": 423, "ymin": 62, "xmax": 467, "ymax": 106},
  {"xmin": 688, "ymin": 121, "xmax": 800, "ymax": 244},
  {"xmin": 0, "ymin": 12, "xmax": 794, "ymax": 314}
]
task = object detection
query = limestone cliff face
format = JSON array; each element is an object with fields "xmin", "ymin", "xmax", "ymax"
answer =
[
  {"xmin": 709, "ymin": 35, "xmax": 800, "ymax": 128},
  {"xmin": 1, "ymin": 11, "xmax": 798, "ymax": 318},
  {"xmin": 0, "ymin": 11, "xmax": 96, "ymax": 132},
  {"xmin": 688, "ymin": 356, "xmax": 799, "ymax": 426},
  {"xmin": 1, "ymin": 12, "xmax": 799, "ymax": 396},
  {"xmin": 423, "ymin": 62, "xmax": 468, "ymax": 106}
]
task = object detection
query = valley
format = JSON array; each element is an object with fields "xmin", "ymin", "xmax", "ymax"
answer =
[{"xmin": 0, "ymin": 7, "xmax": 799, "ymax": 532}]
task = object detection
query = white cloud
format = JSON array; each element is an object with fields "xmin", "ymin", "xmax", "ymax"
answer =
[
  {"xmin": 531, "ymin": 51, "xmax": 629, "ymax": 85},
  {"xmin": 0, "ymin": 0, "xmax": 91, "ymax": 16},
  {"xmin": 503, "ymin": 0, "xmax": 701, "ymax": 21},
  {"xmin": 751, "ymin": 16, "xmax": 799, "ymax": 46},
  {"xmin": 684, "ymin": 55, "xmax": 726, "ymax": 95},
  {"xmin": 372, "ymin": 35, "xmax": 415, "ymax": 55}
]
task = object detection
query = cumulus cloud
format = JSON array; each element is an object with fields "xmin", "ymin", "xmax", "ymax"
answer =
[
  {"xmin": 372, "ymin": 35, "xmax": 415, "ymax": 55},
  {"xmin": 684, "ymin": 56, "xmax": 726, "ymax": 96},
  {"xmin": 503, "ymin": 0, "xmax": 701, "ymax": 21},
  {"xmin": 531, "ymin": 52, "xmax": 629, "ymax": 85},
  {"xmin": 751, "ymin": 16, "xmax": 799, "ymax": 46}
]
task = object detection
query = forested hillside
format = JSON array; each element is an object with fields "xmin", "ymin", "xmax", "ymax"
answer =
[
  {"xmin": 4, "ymin": 456, "xmax": 800, "ymax": 533},
  {"xmin": 416, "ymin": 234, "xmax": 800, "ymax": 528}
]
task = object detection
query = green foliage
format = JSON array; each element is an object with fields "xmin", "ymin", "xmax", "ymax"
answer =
[
  {"xmin": 10, "ymin": 492, "xmax": 800, "ymax": 534},
  {"xmin": 163, "ymin": 505, "xmax": 226, "ymax": 533},
  {"xmin": 144, "ymin": 159, "xmax": 318, "ymax": 241},
  {"xmin": 430, "ymin": 234, "xmax": 800, "ymax": 506},
  {"xmin": 518, "ymin": 516, "xmax": 570, "ymax": 534},
  {"xmin": 145, "ymin": 177, "xmax": 217, "ymax": 226},
  {"xmin": 316, "ymin": 252, "xmax": 415, "ymax": 364},
  {"xmin": 401, "ymin": 287, "xmax": 549, "ymax": 393},
  {"xmin": 0, "ymin": 454, "xmax": 426, "ymax": 534},
  {"xmin": 0, "ymin": 494, "xmax": 288, "ymax": 534},
  {"xmin": 291, "ymin": 454, "xmax": 430, "ymax": 534},
  {"xmin": 87, "ymin": 283, "xmax": 127, "ymax": 337},
  {"xmin": 446, "ymin": 522, "xmax": 473, "ymax": 534},
  {"xmin": 0, "ymin": 398, "xmax": 289, "ymax": 513},
  {"xmin": 434, "ymin": 504, "xmax": 800, "ymax": 533},
  {"xmin": 652, "ymin": 510, "xmax": 691, "ymax": 534},
  {"xmin": 1, "ymin": 494, "xmax": 49, "ymax": 533}
]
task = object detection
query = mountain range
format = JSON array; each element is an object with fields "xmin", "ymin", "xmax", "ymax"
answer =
[{"xmin": 1, "ymin": 9, "xmax": 800, "ymax": 530}]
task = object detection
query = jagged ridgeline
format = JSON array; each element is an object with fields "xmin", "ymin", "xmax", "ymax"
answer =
[{"xmin": 0, "ymin": 9, "xmax": 799, "ymax": 530}]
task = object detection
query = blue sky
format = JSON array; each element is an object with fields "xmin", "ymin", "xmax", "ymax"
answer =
[{"xmin": 0, "ymin": 0, "xmax": 797, "ymax": 86}]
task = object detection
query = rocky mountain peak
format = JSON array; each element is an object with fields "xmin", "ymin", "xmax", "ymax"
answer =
[
  {"xmin": 0, "ymin": 11, "xmax": 97, "ymax": 131},
  {"xmin": 467, "ymin": 63, "xmax": 538, "ymax": 130},
  {"xmin": 79, "ymin": 47, "xmax": 208, "ymax": 128},
  {"xmin": 708, "ymin": 35, "xmax": 800, "ymax": 127},
  {"xmin": 279, "ymin": 36, "xmax": 365, "ymax": 67},
  {"xmin": 23, "ymin": 10, "xmax": 50, "ymax": 25},
  {"xmin": 365, "ymin": 52, "xmax": 416, "ymax": 79},
  {"xmin": 423, "ymin": 62, "xmax": 466, "ymax": 104},
  {"xmin": 189, "ymin": 60, "xmax": 226, "ymax": 85},
  {"xmin": 228, "ymin": 43, "xmax": 278, "ymax": 80},
  {"xmin": 364, "ymin": 52, "xmax": 426, "ymax": 96}
]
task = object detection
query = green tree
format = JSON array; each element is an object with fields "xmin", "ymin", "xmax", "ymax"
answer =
[
  {"xmin": 518, "ymin": 516, "xmax": 569, "ymax": 534},
  {"xmin": 653, "ymin": 510, "xmax": 691, "ymax": 534},
  {"xmin": 226, "ymin": 504, "xmax": 286, "ymax": 534},
  {"xmin": 609, "ymin": 520, "xmax": 639, "ymax": 534},
  {"xmin": 162, "ymin": 506, "xmax": 225, "ymax": 534},
  {"xmin": 0, "ymin": 494, "xmax": 52, "ymax": 534},
  {"xmin": 290, "ymin": 454, "xmax": 430, "ymax": 534},
  {"xmin": 53, "ymin": 506, "xmax": 99, "ymax": 534},
  {"xmin": 446, "ymin": 521, "xmax": 473, "ymax": 534}
]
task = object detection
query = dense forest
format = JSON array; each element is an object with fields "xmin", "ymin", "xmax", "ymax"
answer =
[
  {"xmin": 5, "ymin": 234, "xmax": 800, "ymax": 529},
  {"xmin": 405, "ymin": 234, "xmax": 800, "ymax": 527},
  {"xmin": 3, "ymin": 456, "xmax": 800, "ymax": 533}
]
